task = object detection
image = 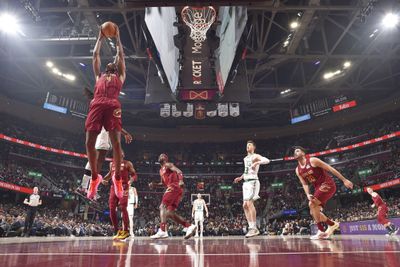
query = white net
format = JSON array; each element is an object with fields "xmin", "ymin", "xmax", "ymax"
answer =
[{"xmin": 181, "ymin": 6, "xmax": 216, "ymax": 42}]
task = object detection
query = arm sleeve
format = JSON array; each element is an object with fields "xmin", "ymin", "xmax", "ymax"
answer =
[{"xmin": 259, "ymin": 156, "xmax": 270, "ymax": 165}]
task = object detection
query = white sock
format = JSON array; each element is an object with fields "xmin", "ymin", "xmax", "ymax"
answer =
[{"xmin": 249, "ymin": 222, "xmax": 256, "ymax": 229}]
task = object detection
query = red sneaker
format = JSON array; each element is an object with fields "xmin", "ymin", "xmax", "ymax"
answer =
[
  {"xmin": 87, "ymin": 174, "xmax": 103, "ymax": 199},
  {"xmin": 112, "ymin": 174, "xmax": 124, "ymax": 199}
]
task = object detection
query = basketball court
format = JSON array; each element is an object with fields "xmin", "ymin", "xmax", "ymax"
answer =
[{"xmin": 1, "ymin": 236, "xmax": 399, "ymax": 267}]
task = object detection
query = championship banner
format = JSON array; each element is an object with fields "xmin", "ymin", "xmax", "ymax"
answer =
[
  {"xmin": 183, "ymin": 103, "xmax": 194, "ymax": 117},
  {"xmin": 218, "ymin": 103, "xmax": 229, "ymax": 117},
  {"xmin": 283, "ymin": 131, "xmax": 400, "ymax": 161},
  {"xmin": 0, "ymin": 181, "xmax": 33, "ymax": 194},
  {"xmin": 229, "ymin": 103, "xmax": 240, "ymax": 117},
  {"xmin": 160, "ymin": 103, "xmax": 171, "ymax": 118},
  {"xmin": 340, "ymin": 218, "xmax": 400, "ymax": 235},
  {"xmin": 171, "ymin": 104, "xmax": 182, "ymax": 117},
  {"xmin": 363, "ymin": 178, "xmax": 400, "ymax": 192}
]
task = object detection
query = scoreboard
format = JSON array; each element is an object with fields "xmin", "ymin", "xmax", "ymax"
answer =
[{"xmin": 290, "ymin": 95, "xmax": 358, "ymax": 124}]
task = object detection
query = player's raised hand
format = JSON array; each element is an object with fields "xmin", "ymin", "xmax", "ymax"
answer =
[{"xmin": 343, "ymin": 179, "xmax": 353, "ymax": 189}]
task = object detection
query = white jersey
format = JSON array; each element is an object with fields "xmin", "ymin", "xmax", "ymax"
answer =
[
  {"xmin": 193, "ymin": 199, "xmax": 205, "ymax": 213},
  {"xmin": 95, "ymin": 127, "xmax": 112, "ymax": 151},
  {"xmin": 243, "ymin": 154, "xmax": 259, "ymax": 180},
  {"xmin": 128, "ymin": 187, "xmax": 137, "ymax": 204}
]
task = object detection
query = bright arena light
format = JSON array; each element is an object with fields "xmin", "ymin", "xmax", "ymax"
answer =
[
  {"xmin": 46, "ymin": 61, "xmax": 54, "ymax": 68},
  {"xmin": 290, "ymin": 21, "xmax": 299, "ymax": 29},
  {"xmin": 323, "ymin": 72, "xmax": 334, "ymax": 80},
  {"xmin": 382, "ymin": 13, "xmax": 399, "ymax": 28},
  {"xmin": 343, "ymin": 61, "xmax": 351, "ymax": 69},
  {"xmin": 0, "ymin": 13, "xmax": 25, "ymax": 36},
  {"xmin": 52, "ymin": 68, "xmax": 59, "ymax": 74}
]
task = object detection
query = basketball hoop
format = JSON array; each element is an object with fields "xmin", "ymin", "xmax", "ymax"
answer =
[{"xmin": 181, "ymin": 6, "xmax": 216, "ymax": 43}]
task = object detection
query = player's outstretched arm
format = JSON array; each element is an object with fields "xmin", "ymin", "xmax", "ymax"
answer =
[
  {"xmin": 126, "ymin": 161, "xmax": 137, "ymax": 182},
  {"xmin": 93, "ymin": 30, "xmax": 104, "ymax": 80},
  {"xmin": 310, "ymin": 157, "xmax": 353, "ymax": 189},
  {"xmin": 295, "ymin": 168, "xmax": 313, "ymax": 201},
  {"xmin": 102, "ymin": 162, "xmax": 113, "ymax": 185},
  {"xmin": 251, "ymin": 154, "xmax": 270, "ymax": 169},
  {"xmin": 114, "ymin": 28, "xmax": 126, "ymax": 83}
]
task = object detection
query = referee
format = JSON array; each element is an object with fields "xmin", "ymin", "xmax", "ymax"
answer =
[{"xmin": 22, "ymin": 187, "xmax": 42, "ymax": 237}]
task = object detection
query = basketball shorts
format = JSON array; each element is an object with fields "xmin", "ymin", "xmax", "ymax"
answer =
[
  {"xmin": 85, "ymin": 99, "xmax": 122, "ymax": 133},
  {"xmin": 95, "ymin": 128, "xmax": 112, "ymax": 150},
  {"xmin": 243, "ymin": 180, "xmax": 260, "ymax": 201},
  {"xmin": 194, "ymin": 212, "xmax": 204, "ymax": 222},
  {"xmin": 127, "ymin": 203, "xmax": 135, "ymax": 217},
  {"xmin": 314, "ymin": 182, "xmax": 336, "ymax": 207},
  {"xmin": 377, "ymin": 205, "xmax": 389, "ymax": 225},
  {"xmin": 161, "ymin": 186, "xmax": 183, "ymax": 211}
]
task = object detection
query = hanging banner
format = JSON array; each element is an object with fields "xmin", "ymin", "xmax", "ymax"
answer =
[
  {"xmin": 218, "ymin": 103, "xmax": 229, "ymax": 117},
  {"xmin": 363, "ymin": 178, "xmax": 400, "ymax": 192},
  {"xmin": 194, "ymin": 103, "xmax": 206, "ymax": 120},
  {"xmin": 160, "ymin": 103, "xmax": 171, "ymax": 118},
  {"xmin": 283, "ymin": 131, "xmax": 400, "ymax": 161},
  {"xmin": 207, "ymin": 110, "xmax": 217, "ymax": 117},
  {"xmin": 229, "ymin": 103, "xmax": 240, "ymax": 117},
  {"xmin": 183, "ymin": 103, "xmax": 194, "ymax": 117},
  {"xmin": 0, "ymin": 181, "xmax": 33, "ymax": 194},
  {"xmin": 171, "ymin": 104, "xmax": 182, "ymax": 117}
]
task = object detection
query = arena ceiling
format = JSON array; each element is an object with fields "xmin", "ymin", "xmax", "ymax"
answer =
[{"xmin": 0, "ymin": 0, "xmax": 399, "ymax": 128}]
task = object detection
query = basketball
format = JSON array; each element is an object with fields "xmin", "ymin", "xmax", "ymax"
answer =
[{"xmin": 101, "ymin": 21, "xmax": 117, "ymax": 38}]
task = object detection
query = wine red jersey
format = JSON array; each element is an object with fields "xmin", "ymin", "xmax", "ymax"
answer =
[
  {"xmin": 111, "ymin": 160, "xmax": 130, "ymax": 185},
  {"xmin": 372, "ymin": 193, "xmax": 386, "ymax": 207},
  {"xmin": 93, "ymin": 73, "xmax": 122, "ymax": 106},
  {"xmin": 297, "ymin": 157, "xmax": 335, "ymax": 189},
  {"xmin": 159, "ymin": 165, "xmax": 181, "ymax": 188}
]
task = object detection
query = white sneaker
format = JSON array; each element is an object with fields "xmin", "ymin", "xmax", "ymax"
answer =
[
  {"xmin": 185, "ymin": 225, "xmax": 197, "ymax": 240},
  {"xmin": 310, "ymin": 230, "xmax": 329, "ymax": 240},
  {"xmin": 195, "ymin": 234, "xmax": 199, "ymax": 238},
  {"xmin": 325, "ymin": 221, "xmax": 340, "ymax": 237},
  {"xmin": 245, "ymin": 228, "xmax": 260, "ymax": 238},
  {"xmin": 150, "ymin": 229, "xmax": 168, "ymax": 239},
  {"xmin": 200, "ymin": 234, "xmax": 203, "ymax": 238}
]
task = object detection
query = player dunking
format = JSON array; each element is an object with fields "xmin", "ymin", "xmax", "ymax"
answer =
[
  {"xmin": 234, "ymin": 140, "xmax": 270, "ymax": 238},
  {"xmin": 192, "ymin": 193, "xmax": 209, "ymax": 237},
  {"xmin": 366, "ymin": 187, "xmax": 399, "ymax": 236},
  {"xmin": 149, "ymin": 153, "xmax": 197, "ymax": 239},
  {"xmin": 127, "ymin": 185, "xmax": 138, "ymax": 237},
  {"xmin": 85, "ymin": 26, "xmax": 126, "ymax": 200},
  {"xmin": 79, "ymin": 87, "xmax": 132, "ymax": 197},
  {"xmin": 102, "ymin": 153, "xmax": 137, "ymax": 241},
  {"xmin": 293, "ymin": 146, "xmax": 354, "ymax": 239}
]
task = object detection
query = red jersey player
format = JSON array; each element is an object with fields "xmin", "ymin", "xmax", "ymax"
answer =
[
  {"xmin": 148, "ymin": 153, "xmax": 197, "ymax": 239},
  {"xmin": 293, "ymin": 146, "xmax": 353, "ymax": 240},
  {"xmin": 103, "ymin": 153, "xmax": 137, "ymax": 241},
  {"xmin": 85, "ymin": 26, "xmax": 126, "ymax": 200},
  {"xmin": 367, "ymin": 187, "xmax": 399, "ymax": 236}
]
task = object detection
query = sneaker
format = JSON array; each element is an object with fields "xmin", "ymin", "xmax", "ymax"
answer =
[
  {"xmin": 195, "ymin": 234, "xmax": 199, "ymax": 238},
  {"xmin": 87, "ymin": 174, "xmax": 103, "ymax": 199},
  {"xmin": 184, "ymin": 224, "xmax": 197, "ymax": 240},
  {"xmin": 390, "ymin": 227, "xmax": 399, "ymax": 236},
  {"xmin": 112, "ymin": 174, "xmax": 124, "ymax": 199},
  {"xmin": 325, "ymin": 221, "xmax": 340, "ymax": 237},
  {"xmin": 200, "ymin": 234, "xmax": 203, "ymax": 238},
  {"xmin": 117, "ymin": 230, "xmax": 130, "ymax": 241},
  {"xmin": 245, "ymin": 228, "xmax": 260, "ymax": 238},
  {"xmin": 310, "ymin": 230, "xmax": 329, "ymax": 240},
  {"xmin": 150, "ymin": 229, "xmax": 169, "ymax": 239},
  {"xmin": 113, "ymin": 230, "xmax": 122, "ymax": 240}
]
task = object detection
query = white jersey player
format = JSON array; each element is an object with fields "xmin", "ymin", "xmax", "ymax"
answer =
[
  {"xmin": 192, "ymin": 194, "xmax": 208, "ymax": 237},
  {"xmin": 127, "ymin": 186, "xmax": 138, "ymax": 236},
  {"xmin": 234, "ymin": 140, "xmax": 270, "ymax": 238}
]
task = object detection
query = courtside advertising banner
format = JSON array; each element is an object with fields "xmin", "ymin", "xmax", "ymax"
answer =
[{"xmin": 340, "ymin": 218, "xmax": 400, "ymax": 235}]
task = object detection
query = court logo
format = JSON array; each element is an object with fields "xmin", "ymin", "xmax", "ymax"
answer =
[{"xmin": 113, "ymin": 108, "xmax": 122, "ymax": 118}]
